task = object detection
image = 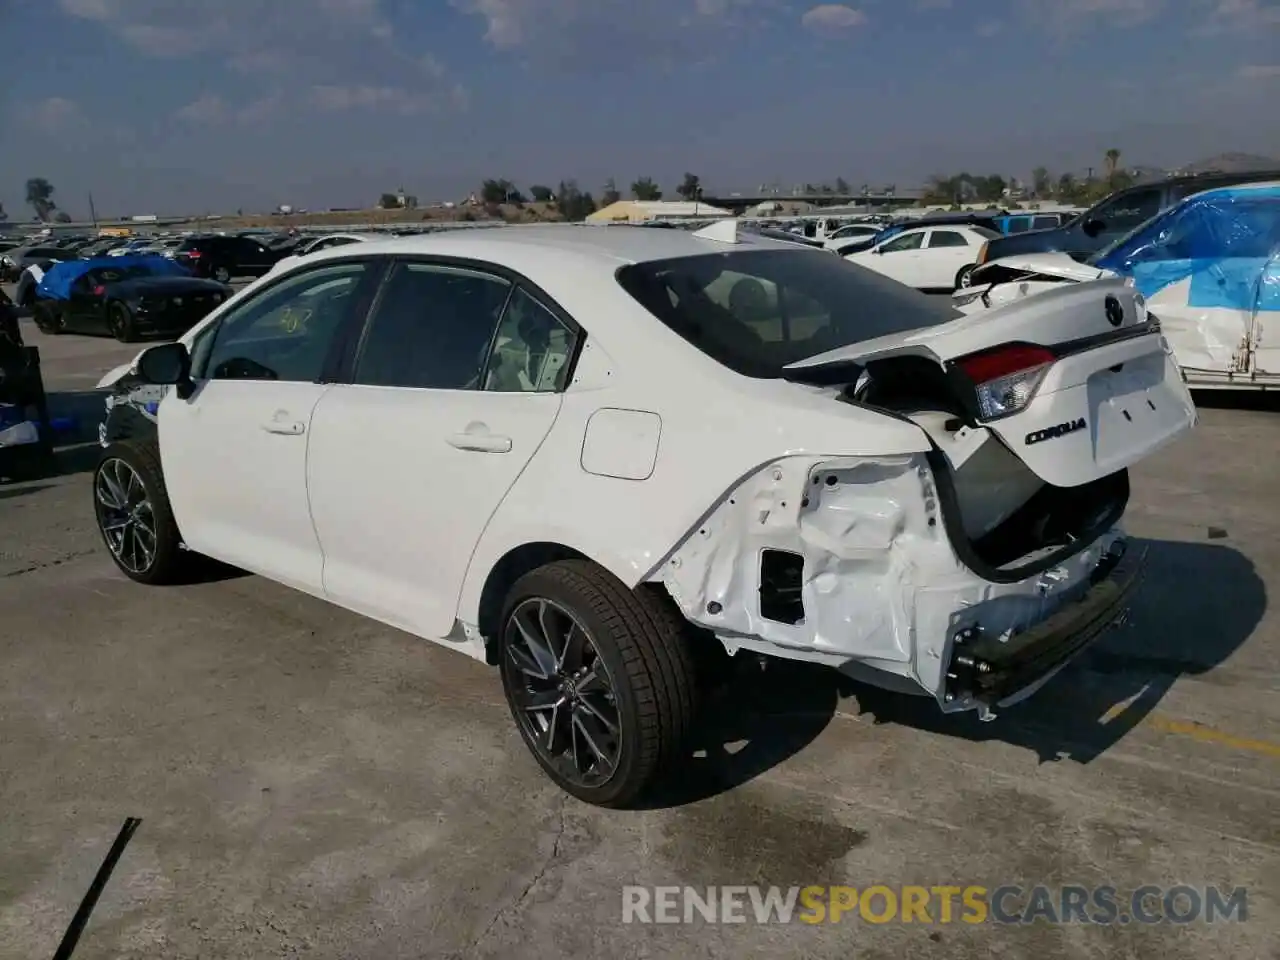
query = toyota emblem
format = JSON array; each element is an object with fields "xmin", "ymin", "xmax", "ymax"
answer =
[{"xmin": 1104, "ymin": 295, "xmax": 1124, "ymax": 327}]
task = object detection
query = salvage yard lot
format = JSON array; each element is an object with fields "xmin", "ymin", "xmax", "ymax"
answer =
[{"xmin": 1, "ymin": 305, "xmax": 1278, "ymax": 959}]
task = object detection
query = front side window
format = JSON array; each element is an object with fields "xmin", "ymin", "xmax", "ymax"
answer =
[
  {"xmin": 201, "ymin": 261, "xmax": 372, "ymax": 382},
  {"xmin": 616, "ymin": 248, "xmax": 960, "ymax": 379},
  {"xmin": 352, "ymin": 262, "xmax": 511, "ymax": 390},
  {"xmin": 483, "ymin": 288, "xmax": 577, "ymax": 393},
  {"xmin": 880, "ymin": 231, "xmax": 925, "ymax": 253},
  {"xmin": 1032, "ymin": 215, "xmax": 1060, "ymax": 230}
]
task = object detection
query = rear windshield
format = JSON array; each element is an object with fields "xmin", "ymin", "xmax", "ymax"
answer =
[
  {"xmin": 971, "ymin": 226, "xmax": 1001, "ymax": 240},
  {"xmin": 87, "ymin": 264, "xmax": 159, "ymax": 284},
  {"xmin": 615, "ymin": 249, "xmax": 961, "ymax": 378}
]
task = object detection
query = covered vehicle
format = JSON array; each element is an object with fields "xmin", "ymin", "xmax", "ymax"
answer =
[
  {"xmin": 33, "ymin": 254, "xmax": 232, "ymax": 342},
  {"xmin": 0, "ymin": 287, "xmax": 52, "ymax": 475},
  {"xmin": 953, "ymin": 181, "xmax": 1280, "ymax": 389},
  {"xmin": 90, "ymin": 223, "xmax": 1192, "ymax": 806}
]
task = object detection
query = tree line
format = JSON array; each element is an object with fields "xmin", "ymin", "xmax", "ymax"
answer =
[
  {"xmin": 5, "ymin": 178, "xmax": 71, "ymax": 222},
  {"xmin": 922, "ymin": 148, "xmax": 1134, "ymax": 207}
]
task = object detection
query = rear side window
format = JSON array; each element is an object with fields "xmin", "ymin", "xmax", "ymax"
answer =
[
  {"xmin": 352, "ymin": 262, "xmax": 511, "ymax": 390},
  {"xmin": 616, "ymin": 248, "xmax": 960, "ymax": 379},
  {"xmin": 1032, "ymin": 215, "xmax": 1060, "ymax": 229},
  {"xmin": 928, "ymin": 230, "xmax": 970, "ymax": 248}
]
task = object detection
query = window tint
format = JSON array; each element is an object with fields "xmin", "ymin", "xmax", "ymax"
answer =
[
  {"xmin": 616, "ymin": 249, "xmax": 960, "ymax": 379},
  {"xmin": 880, "ymin": 231, "xmax": 925, "ymax": 253},
  {"xmin": 928, "ymin": 230, "xmax": 970, "ymax": 248},
  {"xmin": 1093, "ymin": 189, "xmax": 1162, "ymax": 232},
  {"xmin": 484, "ymin": 288, "xmax": 576, "ymax": 393},
  {"xmin": 1032, "ymin": 215, "xmax": 1060, "ymax": 229},
  {"xmin": 353, "ymin": 262, "xmax": 510, "ymax": 389},
  {"xmin": 202, "ymin": 262, "xmax": 370, "ymax": 382}
]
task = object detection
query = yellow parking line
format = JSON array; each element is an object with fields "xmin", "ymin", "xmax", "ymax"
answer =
[{"xmin": 1142, "ymin": 714, "xmax": 1280, "ymax": 759}]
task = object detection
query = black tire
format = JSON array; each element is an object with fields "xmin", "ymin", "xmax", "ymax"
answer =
[
  {"xmin": 107, "ymin": 302, "xmax": 137, "ymax": 342},
  {"xmin": 498, "ymin": 559, "xmax": 697, "ymax": 807},
  {"xmin": 955, "ymin": 263, "xmax": 976, "ymax": 289},
  {"xmin": 212, "ymin": 265, "xmax": 231, "ymax": 284},
  {"xmin": 33, "ymin": 303, "xmax": 62, "ymax": 335},
  {"xmin": 92, "ymin": 440, "xmax": 189, "ymax": 585}
]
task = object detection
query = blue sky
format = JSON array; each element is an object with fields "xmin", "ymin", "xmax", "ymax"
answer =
[{"xmin": 1, "ymin": 0, "xmax": 1278, "ymax": 218}]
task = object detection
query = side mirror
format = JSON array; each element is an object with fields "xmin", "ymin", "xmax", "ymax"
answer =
[
  {"xmin": 1082, "ymin": 217, "xmax": 1105, "ymax": 237},
  {"xmin": 136, "ymin": 341, "xmax": 195, "ymax": 398}
]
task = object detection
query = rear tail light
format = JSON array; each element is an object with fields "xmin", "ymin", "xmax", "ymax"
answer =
[
  {"xmin": 976, "ymin": 241, "xmax": 989, "ymax": 265},
  {"xmin": 184, "ymin": 250, "xmax": 202, "ymax": 258},
  {"xmin": 92, "ymin": 285, "xmax": 106, "ymax": 296},
  {"xmin": 955, "ymin": 344, "xmax": 1056, "ymax": 420}
]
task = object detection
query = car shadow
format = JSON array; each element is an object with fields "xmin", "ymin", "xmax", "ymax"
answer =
[
  {"xmin": 643, "ymin": 538, "xmax": 1263, "ymax": 807},
  {"xmin": 0, "ymin": 482, "xmax": 54, "ymax": 500},
  {"xmin": 832, "ymin": 538, "xmax": 1264, "ymax": 764},
  {"xmin": 1191, "ymin": 390, "xmax": 1280, "ymax": 413}
]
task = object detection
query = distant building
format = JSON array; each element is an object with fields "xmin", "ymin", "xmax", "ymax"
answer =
[{"xmin": 585, "ymin": 200, "xmax": 732, "ymax": 224}]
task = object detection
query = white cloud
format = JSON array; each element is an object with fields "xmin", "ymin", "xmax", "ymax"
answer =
[
  {"xmin": 801, "ymin": 4, "xmax": 866, "ymax": 31},
  {"xmin": 174, "ymin": 95, "xmax": 228, "ymax": 124},
  {"xmin": 451, "ymin": 0, "xmax": 775, "ymax": 68},
  {"xmin": 17, "ymin": 96, "xmax": 84, "ymax": 134},
  {"xmin": 1016, "ymin": 0, "xmax": 1165, "ymax": 32},
  {"xmin": 310, "ymin": 84, "xmax": 466, "ymax": 115},
  {"xmin": 1238, "ymin": 63, "xmax": 1280, "ymax": 79},
  {"xmin": 1198, "ymin": 0, "xmax": 1280, "ymax": 32}
]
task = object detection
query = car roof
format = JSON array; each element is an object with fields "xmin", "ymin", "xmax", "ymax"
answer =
[
  {"xmin": 297, "ymin": 222, "xmax": 802, "ymax": 268},
  {"xmin": 1184, "ymin": 179, "xmax": 1280, "ymax": 202}
]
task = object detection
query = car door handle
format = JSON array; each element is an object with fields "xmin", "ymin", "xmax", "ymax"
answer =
[
  {"xmin": 262, "ymin": 420, "xmax": 305, "ymax": 435},
  {"xmin": 447, "ymin": 432, "xmax": 512, "ymax": 453}
]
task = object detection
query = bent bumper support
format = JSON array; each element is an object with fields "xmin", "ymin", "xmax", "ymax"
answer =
[{"xmin": 944, "ymin": 541, "xmax": 1145, "ymax": 707}]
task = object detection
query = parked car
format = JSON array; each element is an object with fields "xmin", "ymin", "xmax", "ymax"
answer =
[
  {"xmin": 1, "ymin": 245, "xmax": 67, "ymax": 288},
  {"xmin": 173, "ymin": 234, "xmax": 288, "ymax": 282},
  {"xmin": 295, "ymin": 232, "xmax": 380, "ymax": 256},
  {"xmin": 845, "ymin": 223, "xmax": 1000, "ymax": 290},
  {"xmin": 32, "ymin": 255, "xmax": 231, "ymax": 342},
  {"xmin": 835, "ymin": 212, "xmax": 1006, "ymax": 257},
  {"xmin": 91, "ymin": 223, "xmax": 1193, "ymax": 806},
  {"xmin": 954, "ymin": 180, "xmax": 1280, "ymax": 389},
  {"xmin": 992, "ymin": 211, "xmax": 1078, "ymax": 235},
  {"xmin": 974, "ymin": 169, "xmax": 1280, "ymax": 270}
]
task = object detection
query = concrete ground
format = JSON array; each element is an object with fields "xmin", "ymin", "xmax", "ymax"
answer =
[{"xmin": 1, "ymin": 299, "xmax": 1277, "ymax": 960}]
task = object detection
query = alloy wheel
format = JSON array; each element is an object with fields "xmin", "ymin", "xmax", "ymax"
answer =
[
  {"xmin": 94, "ymin": 458, "xmax": 157, "ymax": 574},
  {"xmin": 502, "ymin": 597, "xmax": 622, "ymax": 788}
]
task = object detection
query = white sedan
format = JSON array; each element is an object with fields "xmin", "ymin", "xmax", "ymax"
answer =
[
  {"xmin": 294, "ymin": 232, "xmax": 380, "ymax": 256},
  {"xmin": 845, "ymin": 224, "xmax": 1000, "ymax": 291},
  {"xmin": 91, "ymin": 222, "xmax": 1194, "ymax": 806}
]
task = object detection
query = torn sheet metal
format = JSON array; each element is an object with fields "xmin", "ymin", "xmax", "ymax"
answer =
[{"xmin": 659, "ymin": 454, "xmax": 1124, "ymax": 710}]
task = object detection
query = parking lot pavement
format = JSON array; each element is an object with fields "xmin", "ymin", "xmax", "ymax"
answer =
[{"xmin": 1, "ymin": 326, "xmax": 1277, "ymax": 960}]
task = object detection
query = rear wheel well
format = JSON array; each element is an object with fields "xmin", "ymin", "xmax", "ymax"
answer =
[{"xmin": 478, "ymin": 542, "xmax": 589, "ymax": 663}]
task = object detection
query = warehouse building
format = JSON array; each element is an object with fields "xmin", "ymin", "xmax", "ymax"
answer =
[{"xmin": 585, "ymin": 199, "xmax": 732, "ymax": 224}]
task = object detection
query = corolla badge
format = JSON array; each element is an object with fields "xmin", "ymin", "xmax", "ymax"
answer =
[
  {"xmin": 1025, "ymin": 417, "xmax": 1087, "ymax": 446},
  {"xmin": 1104, "ymin": 295, "xmax": 1124, "ymax": 327}
]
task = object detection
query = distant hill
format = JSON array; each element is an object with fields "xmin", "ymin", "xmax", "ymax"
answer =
[{"xmin": 1180, "ymin": 153, "xmax": 1279, "ymax": 174}]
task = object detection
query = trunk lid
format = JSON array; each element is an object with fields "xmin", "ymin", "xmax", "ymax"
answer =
[{"xmin": 786, "ymin": 279, "xmax": 1197, "ymax": 488}]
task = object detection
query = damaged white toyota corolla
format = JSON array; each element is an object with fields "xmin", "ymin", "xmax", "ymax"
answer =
[{"xmin": 92, "ymin": 221, "xmax": 1195, "ymax": 806}]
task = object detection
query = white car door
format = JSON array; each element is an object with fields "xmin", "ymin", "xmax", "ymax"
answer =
[
  {"xmin": 848, "ymin": 229, "xmax": 927, "ymax": 286},
  {"xmin": 306, "ymin": 260, "xmax": 576, "ymax": 640},
  {"xmin": 158, "ymin": 259, "xmax": 382, "ymax": 594},
  {"xmin": 921, "ymin": 228, "xmax": 980, "ymax": 289}
]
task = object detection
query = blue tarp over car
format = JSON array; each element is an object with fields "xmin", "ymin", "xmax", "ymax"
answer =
[
  {"xmin": 36, "ymin": 255, "xmax": 190, "ymax": 301},
  {"xmin": 1090, "ymin": 183, "xmax": 1280, "ymax": 312}
]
